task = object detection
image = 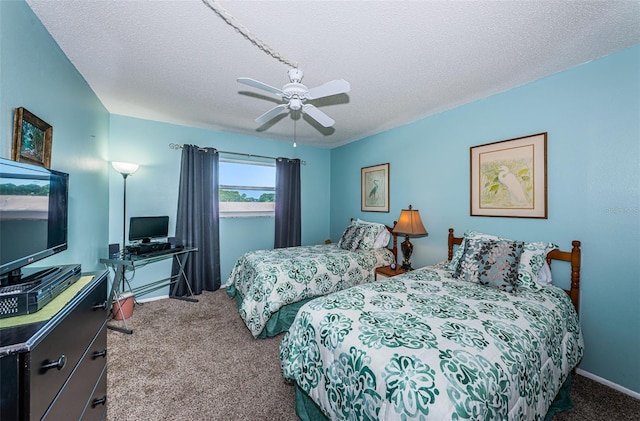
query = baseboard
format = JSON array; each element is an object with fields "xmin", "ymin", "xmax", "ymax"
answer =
[
  {"xmin": 576, "ymin": 368, "xmax": 640, "ymax": 399},
  {"xmin": 136, "ymin": 295, "xmax": 169, "ymax": 303}
]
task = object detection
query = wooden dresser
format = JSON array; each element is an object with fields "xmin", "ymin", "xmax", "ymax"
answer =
[{"xmin": 0, "ymin": 271, "xmax": 109, "ymax": 420}]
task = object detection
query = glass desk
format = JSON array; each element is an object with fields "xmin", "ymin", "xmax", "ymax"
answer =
[{"xmin": 100, "ymin": 247, "xmax": 198, "ymax": 334}]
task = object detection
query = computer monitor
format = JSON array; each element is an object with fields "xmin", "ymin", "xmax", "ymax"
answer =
[{"xmin": 128, "ymin": 216, "xmax": 169, "ymax": 243}]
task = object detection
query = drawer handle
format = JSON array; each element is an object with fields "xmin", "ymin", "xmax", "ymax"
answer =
[
  {"xmin": 92, "ymin": 396, "xmax": 107, "ymax": 408},
  {"xmin": 92, "ymin": 348, "xmax": 107, "ymax": 359},
  {"xmin": 92, "ymin": 300, "xmax": 108, "ymax": 311},
  {"xmin": 41, "ymin": 354, "xmax": 66, "ymax": 372}
]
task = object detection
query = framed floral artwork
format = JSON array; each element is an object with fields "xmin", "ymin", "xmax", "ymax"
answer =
[{"xmin": 470, "ymin": 132, "xmax": 547, "ymax": 218}]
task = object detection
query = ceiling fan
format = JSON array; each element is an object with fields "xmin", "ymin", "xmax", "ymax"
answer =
[{"xmin": 237, "ymin": 68, "xmax": 350, "ymax": 128}]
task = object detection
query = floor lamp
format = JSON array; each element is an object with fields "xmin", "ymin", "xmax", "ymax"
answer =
[{"xmin": 112, "ymin": 162, "xmax": 139, "ymax": 257}]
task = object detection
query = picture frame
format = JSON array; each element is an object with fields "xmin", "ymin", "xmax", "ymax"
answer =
[
  {"xmin": 12, "ymin": 107, "xmax": 53, "ymax": 168},
  {"xmin": 470, "ymin": 132, "xmax": 547, "ymax": 218},
  {"xmin": 361, "ymin": 163, "xmax": 389, "ymax": 212}
]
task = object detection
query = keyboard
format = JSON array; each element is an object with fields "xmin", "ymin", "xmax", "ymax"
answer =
[
  {"xmin": 132, "ymin": 246, "xmax": 184, "ymax": 259},
  {"xmin": 126, "ymin": 241, "xmax": 171, "ymax": 255}
]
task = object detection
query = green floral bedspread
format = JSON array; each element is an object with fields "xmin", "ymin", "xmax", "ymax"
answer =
[
  {"xmin": 280, "ymin": 264, "xmax": 584, "ymax": 420},
  {"xmin": 226, "ymin": 244, "xmax": 395, "ymax": 337}
]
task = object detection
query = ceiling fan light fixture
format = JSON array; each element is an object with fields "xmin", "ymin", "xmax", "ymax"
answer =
[{"xmin": 289, "ymin": 98, "xmax": 302, "ymax": 111}]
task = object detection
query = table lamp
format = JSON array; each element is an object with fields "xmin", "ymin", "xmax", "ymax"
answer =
[{"xmin": 392, "ymin": 205, "xmax": 428, "ymax": 270}]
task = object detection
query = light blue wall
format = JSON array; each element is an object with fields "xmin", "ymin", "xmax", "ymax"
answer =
[
  {"xmin": 5, "ymin": 0, "xmax": 638, "ymax": 395},
  {"xmin": 108, "ymin": 115, "xmax": 331, "ymax": 298},
  {"xmin": 331, "ymin": 46, "xmax": 640, "ymax": 393},
  {"xmin": 0, "ymin": 1, "xmax": 110, "ymax": 273}
]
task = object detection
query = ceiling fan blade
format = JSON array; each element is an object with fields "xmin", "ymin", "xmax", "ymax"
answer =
[
  {"xmin": 302, "ymin": 104, "xmax": 335, "ymax": 127},
  {"xmin": 237, "ymin": 78, "xmax": 283, "ymax": 96},
  {"xmin": 255, "ymin": 104, "xmax": 289, "ymax": 125},
  {"xmin": 306, "ymin": 79, "xmax": 351, "ymax": 100}
]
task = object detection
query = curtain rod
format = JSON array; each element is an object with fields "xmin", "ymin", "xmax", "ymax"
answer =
[{"xmin": 168, "ymin": 143, "xmax": 306, "ymax": 165}]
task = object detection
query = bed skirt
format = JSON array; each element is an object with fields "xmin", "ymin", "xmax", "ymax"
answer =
[
  {"xmin": 294, "ymin": 375, "xmax": 574, "ymax": 421},
  {"xmin": 229, "ymin": 287, "xmax": 314, "ymax": 338}
]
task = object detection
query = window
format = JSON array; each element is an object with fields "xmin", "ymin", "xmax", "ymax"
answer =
[{"xmin": 219, "ymin": 159, "xmax": 275, "ymax": 217}]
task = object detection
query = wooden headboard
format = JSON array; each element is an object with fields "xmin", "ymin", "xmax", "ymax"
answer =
[{"xmin": 447, "ymin": 228, "xmax": 581, "ymax": 313}]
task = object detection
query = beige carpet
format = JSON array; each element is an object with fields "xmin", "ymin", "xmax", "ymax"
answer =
[
  {"xmin": 106, "ymin": 290, "xmax": 297, "ymax": 420},
  {"xmin": 107, "ymin": 289, "xmax": 640, "ymax": 421}
]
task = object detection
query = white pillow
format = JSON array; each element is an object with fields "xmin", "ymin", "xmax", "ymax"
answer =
[
  {"xmin": 537, "ymin": 261, "xmax": 553, "ymax": 286},
  {"xmin": 374, "ymin": 229, "xmax": 391, "ymax": 248}
]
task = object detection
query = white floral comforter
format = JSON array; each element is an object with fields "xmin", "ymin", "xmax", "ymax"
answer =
[
  {"xmin": 226, "ymin": 244, "xmax": 394, "ymax": 337},
  {"xmin": 280, "ymin": 263, "xmax": 583, "ymax": 420}
]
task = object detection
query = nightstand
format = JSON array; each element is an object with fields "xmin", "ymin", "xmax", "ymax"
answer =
[{"xmin": 375, "ymin": 265, "xmax": 408, "ymax": 281}]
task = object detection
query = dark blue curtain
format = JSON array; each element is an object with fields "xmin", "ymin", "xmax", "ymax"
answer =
[
  {"xmin": 171, "ymin": 145, "xmax": 221, "ymax": 295},
  {"xmin": 274, "ymin": 158, "xmax": 301, "ymax": 248}
]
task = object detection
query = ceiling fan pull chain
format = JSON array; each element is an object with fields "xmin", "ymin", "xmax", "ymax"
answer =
[{"xmin": 293, "ymin": 119, "xmax": 297, "ymax": 148}]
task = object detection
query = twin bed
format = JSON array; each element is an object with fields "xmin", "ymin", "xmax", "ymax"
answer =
[
  {"xmin": 227, "ymin": 225, "xmax": 584, "ymax": 420},
  {"xmin": 226, "ymin": 220, "xmax": 398, "ymax": 338}
]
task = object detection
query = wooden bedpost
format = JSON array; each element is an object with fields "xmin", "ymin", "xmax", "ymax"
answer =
[
  {"xmin": 570, "ymin": 240, "xmax": 581, "ymax": 314},
  {"xmin": 547, "ymin": 240, "xmax": 582, "ymax": 314},
  {"xmin": 392, "ymin": 221, "xmax": 398, "ymax": 262},
  {"xmin": 448, "ymin": 228, "xmax": 455, "ymax": 261}
]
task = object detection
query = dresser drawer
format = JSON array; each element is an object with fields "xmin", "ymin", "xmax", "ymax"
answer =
[
  {"xmin": 42, "ymin": 323, "xmax": 107, "ymax": 420},
  {"xmin": 81, "ymin": 364, "xmax": 108, "ymax": 421},
  {"xmin": 28, "ymin": 275, "xmax": 107, "ymax": 420}
]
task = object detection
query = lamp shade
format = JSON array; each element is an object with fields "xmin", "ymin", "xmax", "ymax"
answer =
[
  {"xmin": 112, "ymin": 161, "xmax": 139, "ymax": 175},
  {"xmin": 392, "ymin": 205, "xmax": 428, "ymax": 236}
]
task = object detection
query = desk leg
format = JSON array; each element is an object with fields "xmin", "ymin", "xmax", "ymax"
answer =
[
  {"xmin": 170, "ymin": 252, "xmax": 198, "ymax": 303},
  {"xmin": 106, "ymin": 264, "xmax": 133, "ymax": 334}
]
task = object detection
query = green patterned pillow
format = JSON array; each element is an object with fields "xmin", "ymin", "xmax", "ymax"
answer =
[
  {"xmin": 337, "ymin": 223, "xmax": 362, "ymax": 251},
  {"xmin": 357, "ymin": 223, "xmax": 385, "ymax": 250},
  {"xmin": 454, "ymin": 238, "xmax": 524, "ymax": 292},
  {"xmin": 516, "ymin": 241, "xmax": 558, "ymax": 291}
]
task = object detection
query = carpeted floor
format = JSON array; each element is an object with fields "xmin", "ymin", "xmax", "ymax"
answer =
[{"xmin": 107, "ymin": 289, "xmax": 640, "ymax": 421}]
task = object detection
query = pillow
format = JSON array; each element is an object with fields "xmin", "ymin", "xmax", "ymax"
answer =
[
  {"xmin": 448, "ymin": 230, "xmax": 557, "ymax": 290},
  {"xmin": 358, "ymin": 224, "xmax": 384, "ymax": 250},
  {"xmin": 516, "ymin": 241, "xmax": 557, "ymax": 290},
  {"xmin": 454, "ymin": 238, "xmax": 524, "ymax": 292},
  {"xmin": 355, "ymin": 218, "xmax": 376, "ymax": 225},
  {"xmin": 447, "ymin": 230, "xmax": 500, "ymax": 270},
  {"xmin": 537, "ymin": 261, "xmax": 553, "ymax": 286},
  {"xmin": 337, "ymin": 223, "xmax": 363, "ymax": 251},
  {"xmin": 354, "ymin": 219, "xmax": 389, "ymax": 249},
  {"xmin": 373, "ymin": 229, "xmax": 391, "ymax": 249}
]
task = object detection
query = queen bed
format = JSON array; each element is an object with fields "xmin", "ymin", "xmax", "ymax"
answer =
[
  {"xmin": 280, "ymin": 228, "xmax": 583, "ymax": 420},
  {"xmin": 226, "ymin": 220, "xmax": 398, "ymax": 338}
]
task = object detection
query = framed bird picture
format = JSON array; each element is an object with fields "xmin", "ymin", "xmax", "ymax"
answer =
[
  {"xmin": 361, "ymin": 163, "xmax": 389, "ymax": 212},
  {"xmin": 470, "ymin": 133, "xmax": 547, "ymax": 218}
]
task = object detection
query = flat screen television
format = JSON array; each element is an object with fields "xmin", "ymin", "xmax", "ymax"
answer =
[
  {"xmin": 129, "ymin": 216, "xmax": 169, "ymax": 243},
  {"xmin": 0, "ymin": 157, "xmax": 69, "ymax": 285}
]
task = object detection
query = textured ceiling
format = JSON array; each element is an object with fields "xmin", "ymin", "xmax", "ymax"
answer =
[{"xmin": 26, "ymin": 0, "xmax": 640, "ymax": 149}]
